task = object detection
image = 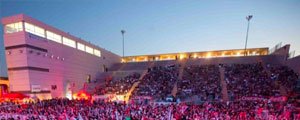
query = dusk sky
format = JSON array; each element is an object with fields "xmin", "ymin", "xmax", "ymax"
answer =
[{"xmin": 0, "ymin": 0, "xmax": 300, "ymax": 76}]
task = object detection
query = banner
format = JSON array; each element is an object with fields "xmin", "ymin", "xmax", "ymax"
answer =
[
  {"xmin": 269, "ymin": 96, "xmax": 287, "ymax": 102},
  {"xmin": 240, "ymin": 97, "xmax": 266, "ymax": 101},
  {"xmin": 240, "ymin": 96, "xmax": 287, "ymax": 102}
]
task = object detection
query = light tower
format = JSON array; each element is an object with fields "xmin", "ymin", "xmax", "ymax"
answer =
[
  {"xmin": 244, "ymin": 15, "xmax": 253, "ymax": 56},
  {"xmin": 121, "ymin": 30, "xmax": 126, "ymax": 57}
]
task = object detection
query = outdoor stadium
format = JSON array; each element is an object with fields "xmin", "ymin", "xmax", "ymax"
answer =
[{"xmin": 0, "ymin": 1, "xmax": 299, "ymax": 119}]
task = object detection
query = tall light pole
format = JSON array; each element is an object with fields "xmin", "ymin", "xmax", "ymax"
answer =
[
  {"xmin": 121, "ymin": 30, "xmax": 126, "ymax": 57},
  {"xmin": 244, "ymin": 15, "xmax": 253, "ymax": 56}
]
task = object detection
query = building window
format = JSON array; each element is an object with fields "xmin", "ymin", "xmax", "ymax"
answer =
[
  {"xmin": 25, "ymin": 22, "xmax": 45, "ymax": 38},
  {"xmin": 25, "ymin": 23, "xmax": 34, "ymax": 33},
  {"xmin": 85, "ymin": 46, "xmax": 94, "ymax": 54},
  {"xmin": 5, "ymin": 22, "xmax": 23, "ymax": 33},
  {"xmin": 77, "ymin": 42, "xmax": 85, "ymax": 51},
  {"xmin": 63, "ymin": 37, "xmax": 76, "ymax": 48},
  {"xmin": 35, "ymin": 26, "xmax": 45, "ymax": 37},
  {"xmin": 94, "ymin": 49, "xmax": 101, "ymax": 57},
  {"xmin": 46, "ymin": 31, "xmax": 62, "ymax": 43}
]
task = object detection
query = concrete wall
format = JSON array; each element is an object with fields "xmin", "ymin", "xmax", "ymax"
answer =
[
  {"xmin": 112, "ymin": 70, "xmax": 144, "ymax": 80},
  {"xmin": 286, "ymin": 55, "xmax": 300, "ymax": 74},
  {"xmin": 270, "ymin": 44, "xmax": 290, "ymax": 62}
]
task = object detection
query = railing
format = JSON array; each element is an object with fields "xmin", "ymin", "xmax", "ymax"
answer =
[
  {"xmin": 288, "ymin": 51, "xmax": 296, "ymax": 59},
  {"xmin": 269, "ymin": 42, "xmax": 282, "ymax": 54}
]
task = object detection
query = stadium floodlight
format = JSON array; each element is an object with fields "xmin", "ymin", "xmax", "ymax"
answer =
[
  {"xmin": 244, "ymin": 15, "xmax": 253, "ymax": 56},
  {"xmin": 121, "ymin": 30, "xmax": 126, "ymax": 57}
]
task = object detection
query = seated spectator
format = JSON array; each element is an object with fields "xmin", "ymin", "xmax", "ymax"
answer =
[
  {"xmin": 177, "ymin": 65, "xmax": 222, "ymax": 102},
  {"xmin": 132, "ymin": 64, "xmax": 179, "ymax": 101},
  {"xmin": 224, "ymin": 63, "xmax": 281, "ymax": 100},
  {"xmin": 97, "ymin": 72, "xmax": 140, "ymax": 95}
]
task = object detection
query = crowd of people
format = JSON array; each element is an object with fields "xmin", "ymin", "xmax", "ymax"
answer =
[
  {"xmin": 95, "ymin": 73, "xmax": 140, "ymax": 95},
  {"xmin": 177, "ymin": 65, "xmax": 222, "ymax": 102},
  {"xmin": 13, "ymin": 62, "xmax": 296, "ymax": 119},
  {"xmin": 0, "ymin": 98, "xmax": 299, "ymax": 120},
  {"xmin": 224, "ymin": 63, "xmax": 281, "ymax": 100},
  {"xmin": 93, "ymin": 62, "xmax": 298, "ymax": 103},
  {"xmin": 132, "ymin": 65, "xmax": 179, "ymax": 101},
  {"xmin": 268, "ymin": 65, "xmax": 298, "ymax": 95}
]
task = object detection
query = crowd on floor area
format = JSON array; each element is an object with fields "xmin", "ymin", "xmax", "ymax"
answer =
[{"xmin": 0, "ymin": 98, "xmax": 299, "ymax": 120}]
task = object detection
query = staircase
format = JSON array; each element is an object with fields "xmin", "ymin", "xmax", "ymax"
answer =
[
  {"xmin": 124, "ymin": 62, "xmax": 155, "ymax": 102},
  {"xmin": 124, "ymin": 81, "xmax": 140, "ymax": 102},
  {"xmin": 171, "ymin": 61, "xmax": 186, "ymax": 97},
  {"xmin": 171, "ymin": 82, "xmax": 178, "ymax": 97},
  {"xmin": 219, "ymin": 67, "xmax": 229, "ymax": 101},
  {"xmin": 279, "ymin": 85, "xmax": 288, "ymax": 96},
  {"xmin": 178, "ymin": 63, "xmax": 186, "ymax": 80}
]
